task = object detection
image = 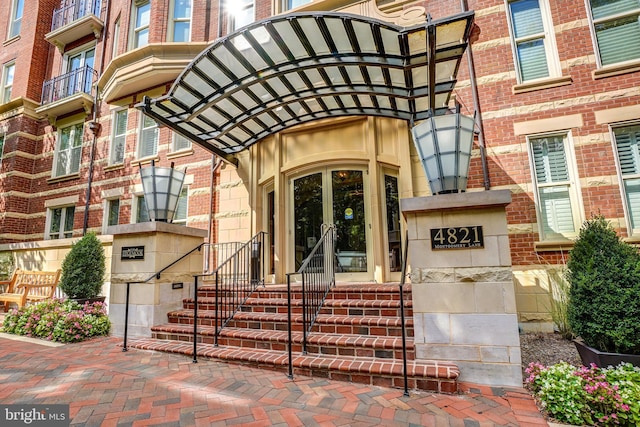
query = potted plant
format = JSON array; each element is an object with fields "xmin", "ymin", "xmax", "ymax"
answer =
[
  {"xmin": 59, "ymin": 232, "xmax": 106, "ymax": 304},
  {"xmin": 566, "ymin": 215, "xmax": 640, "ymax": 367}
]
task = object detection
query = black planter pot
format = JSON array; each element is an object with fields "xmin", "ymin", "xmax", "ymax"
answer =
[{"xmin": 574, "ymin": 338, "xmax": 640, "ymax": 368}]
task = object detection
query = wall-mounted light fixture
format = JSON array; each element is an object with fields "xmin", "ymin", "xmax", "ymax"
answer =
[{"xmin": 140, "ymin": 160, "xmax": 186, "ymax": 222}]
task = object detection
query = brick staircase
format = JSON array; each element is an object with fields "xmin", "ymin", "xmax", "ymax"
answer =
[{"xmin": 127, "ymin": 283, "xmax": 460, "ymax": 393}]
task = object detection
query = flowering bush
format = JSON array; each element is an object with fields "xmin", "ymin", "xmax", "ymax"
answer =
[
  {"xmin": 2, "ymin": 299, "xmax": 110, "ymax": 343},
  {"xmin": 526, "ymin": 361, "xmax": 640, "ymax": 426}
]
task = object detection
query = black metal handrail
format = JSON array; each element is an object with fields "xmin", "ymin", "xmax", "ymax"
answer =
[
  {"xmin": 41, "ymin": 65, "xmax": 97, "ymax": 105},
  {"xmin": 203, "ymin": 241, "xmax": 244, "ymax": 273},
  {"xmin": 51, "ymin": 0, "xmax": 102, "ymax": 32},
  {"xmin": 191, "ymin": 232, "xmax": 267, "ymax": 362},
  {"xmin": 122, "ymin": 242, "xmax": 205, "ymax": 352},
  {"xmin": 286, "ymin": 224, "xmax": 337, "ymax": 378}
]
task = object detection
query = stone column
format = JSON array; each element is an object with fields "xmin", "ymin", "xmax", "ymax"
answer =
[
  {"xmin": 108, "ymin": 222, "xmax": 207, "ymax": 338},
  {"xmin": 401, "ymin": 190, "xmax": 522, "ymax": 387}
]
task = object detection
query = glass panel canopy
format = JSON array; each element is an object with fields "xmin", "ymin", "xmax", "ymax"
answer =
[{"xmin": 138, "ymin": 11, "xmax": 475, "ymax": 164}]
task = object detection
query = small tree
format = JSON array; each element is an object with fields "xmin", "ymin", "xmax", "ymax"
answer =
[
  {"xmin": 0, "ymin": 252, "xmax": 15, "ymax": 281},
  {"xmin": 59, "ymin": 232, "xmax": 105, "ymax": 299},
  {"xmin": 566, "ymin": 216, "xmax": 640, "ymax": 354}
]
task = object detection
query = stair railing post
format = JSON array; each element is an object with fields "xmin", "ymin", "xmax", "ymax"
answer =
[
  {"xmin": 122, "ymin": 281, "xmax": 130, "ymax": 352},
  {"xmin": 301, "ymin": 273, "xmax": 308, "ymax": 354},
  {"xmin": 193, "ymin": 275, "xmax": 199, "ymax": 363},
  {"xmin": 400, "ymin": 230, "xmax": 410, "ymax": 397},
  {"xmin": 286, "ymin": 273, "xmax": 294, "ymax": 379},
  {"xmin": 214, "ymin": 271, "xmax": 220, "ymax": 346}
]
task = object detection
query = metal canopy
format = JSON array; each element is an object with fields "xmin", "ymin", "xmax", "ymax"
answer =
[{"xmin": 138, "ymin": 11, "xmax": 475, "ymax": 165}]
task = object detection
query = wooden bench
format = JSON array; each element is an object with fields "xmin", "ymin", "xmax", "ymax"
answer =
[{"xmin": 0, "ymin": 269, "xmax": 61, "ymax": 311}]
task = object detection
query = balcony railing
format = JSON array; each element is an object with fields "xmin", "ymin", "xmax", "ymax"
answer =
[
  {"xmin": 41, "ymin": 65, "xmax": 97, "ymax": 106},
  {"xmin": 51, "ymin": 0, "xmax": 102, "ymax": 32}
]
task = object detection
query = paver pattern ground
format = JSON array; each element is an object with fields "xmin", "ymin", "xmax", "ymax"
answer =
[{"xmin": 0, "ymin": 335, "xmax": 547, "ymax": 426}]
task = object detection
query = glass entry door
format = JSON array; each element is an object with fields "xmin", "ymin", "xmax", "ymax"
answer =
[{"xmin": 292, "ymin": 169, "xmax": 369, "ymax": 275}]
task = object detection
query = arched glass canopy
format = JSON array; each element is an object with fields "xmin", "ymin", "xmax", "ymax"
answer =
[{"xmin": 138, "ymin": 11, "xmax": 475, "ymax": 165}]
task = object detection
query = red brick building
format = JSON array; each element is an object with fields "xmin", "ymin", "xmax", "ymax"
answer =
[{"xmin": 1, "ymin": 0, "xmax": 639, "ymax": 330}]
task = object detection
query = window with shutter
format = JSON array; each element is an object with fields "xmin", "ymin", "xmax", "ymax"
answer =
[
  {"xmin": 614, "ymin": 125, "xmax": 640, "ymax": 231},
  {"xmin": 173, "ymin": 187, "xmax": 188, "ymax": 225},
  {"xmin": 47, "ymin": 206, "xmax": 75, "ymax": 239},
  {"xmin": 54, "ymin": 123, "xmax": 83, "ymax": 177},
  {"xmin": 507, "ymin": 0, "xmax": 559, "ymax": 82},
  {"xmin": 171, "ymin": 133, "xmax": 191, "ymax": 152},
  {"xmin": 530, "ymin": 134, "xmax": 580, "ymax": 239},
  {"xmin": 138, "ymin": 114, "xmax": 158, "ymax": 158},
  {"xmin": 589, "ymin": 0, "xmax": 640, "ymax": 66},
  {"xmin": 110, "ymin": 109, "xmax": 127, "ymax": 164}
]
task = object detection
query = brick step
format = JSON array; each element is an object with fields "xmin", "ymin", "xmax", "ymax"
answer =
[
  {"xmin": 126, "ymin": 338, "xmax": 458, "ymax": 393},
  {"xmin": 183, "ymin": 296, "xmax": 412, "ymax": 317},
  {"xmin": 195, "ymin": 284, "xmax": 411, "ymax": 302},
  {"xmin": 167, "ymin": 310, "xmax": 414, "ymax": 337},
  {"xmin": 151, "ymin": 324, "xmax": 416, "ymax": 360}
]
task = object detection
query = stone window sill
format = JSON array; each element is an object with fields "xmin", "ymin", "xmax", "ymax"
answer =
[
  {"xmin": 593, "ymin": 60, "xmax": 640, "ymax": 80},
  {"xmin": 513, "ymin": 75, "xmax": 573, "ymax": 95},
  {"xmin": 534, "ymin": 240, "xmax": 575, "ymax": 252},
  {"xmin": 47, "ymin": 172, "xmax": 81, "ymax": 184}
]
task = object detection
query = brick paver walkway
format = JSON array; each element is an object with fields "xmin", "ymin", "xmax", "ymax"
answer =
[{"xmin": 0, "ymin": 334, "xmax": 548, "ymax": 426}]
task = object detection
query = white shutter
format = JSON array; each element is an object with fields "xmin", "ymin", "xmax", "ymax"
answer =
[
  {"xmin": 541, "ymin": 186, "xmax": 575, "ymax": 234},
  {"xmin": 615, "ymin": 125, "xmax": 640, "ymax": 230},
  {"xmin": 139, "ymin": 115, "xmax": 158, "ymax": 158}
]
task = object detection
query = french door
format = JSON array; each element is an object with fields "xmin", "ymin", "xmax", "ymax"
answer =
[{"xmin": 291, "ymin": 168, "xmax": 371, "ymax": 278}]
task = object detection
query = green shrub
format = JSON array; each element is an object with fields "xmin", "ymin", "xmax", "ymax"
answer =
[
  {"xmin": 0, "ymin": 252, "xmax": 15, "ymax": 281},
  {"xmin": 526, "ymin": 362, "xmax": 640, "ymax": 426},
  {"xmin": 59, "ymin": 232, "xmax": 105, "ymax": 299},
  {"xmin": 2, "ymin": 299, "xmax": 111, "ymax": 343},
  {"xmin": 566, "ymin": 216, "xmax": 640, "ymax": 354}
]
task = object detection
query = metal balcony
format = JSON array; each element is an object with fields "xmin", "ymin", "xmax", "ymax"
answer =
[
  {"xmin": 46, "ymin": 1, "xmax": 103, "ymax": 51},
  {"xmin": 37, "ymin": 65, "xmax": 97, "ymax": 122}
]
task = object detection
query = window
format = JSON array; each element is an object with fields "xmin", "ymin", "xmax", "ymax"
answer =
[
  {"xmin": 135, "ymin": 195, "xmax": 150, "ymax": 223},
  {"xmin": 138, "ymin": 114, "xmax": 158, "ymax": 158},
  {"xmin": 106, "ymin": 199, "xmax": 120, "ymax": 227},
  {"xmin": 506, "ymin": 0, "xmax": 559, "ymax": 82},
  {"xmin": 47, "ymin": 206, "xmax": 75, "ymax": 239},
  {"xmin": 613, "ymin": 124, "xmax": 640, "ymax": 232},
  {"xmin": 112, "ymin": 18, "xmax": 120, "ymax": 59},
  {"xmin": 170, "ymin": 0, "xmax": 191, "ymax": 42},
  {"xmin": 132, "ymin": 0, "xmax": 151, "ymax": 49},
  {"xmin": 171, "ymin": 132, "xmax": 191, "ymax": 152},
  {"xmin": 0, "ymin": 134, "xmax": 4, "ymax": 163},
  {"xmin": 285, "ymin": 0, "xmax": 311, "ymax": 11},
  {"xmin": 9, "ymin": 0, "xmax": 24, "ymax": 38},
  {"xmin": 110, "ymin": 109, "xmax": 127, "ymax": 164},
  {"xmin": 529, "ymin": 133, "xmax": 581, "ymax": 239},
  {"xmin": 228, "ymin": 0, "xmax": 254, "ymax": 31},
  {"xmin": 588, "ymin": 0, "xmax": 640, "ymax": 66},
  {"xmin": 2, "ymin": 62, "xmax": 15, "ymax": 104},
  {"xmin": 54, "ymin": 123, "xmax": 83, "ymax": 177},
  {"xmin": 64, "ymin": 46, "xmax": 95, "ymax": 97},
  {"xmin": 173, "ymin": 187, "xmax": 188, "ymax": 225}
]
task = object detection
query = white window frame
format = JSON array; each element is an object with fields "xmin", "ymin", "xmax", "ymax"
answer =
[
  {"xmin": 527, "ymin": 131, "xmax": 583, "ymax": 240},
  {"xmin": 171, "ymin": 132, "xmax": 191, "ymax": 152},
  {"xmin": 611, "ymin": 122, "xmax": 640, "ymax": 235},
  {"xmin": 169, "ymin": 0, "xmax": 192, "ymax": 42},
  {"xmin": 8, "ymin": 0, "xmax": 24, "ymax": 39},
  {"xmin": 586, "ymin": 0, "xmax": 640, "ymax": 68},
  {"xmin": 2, "ymin": 62, "xmax": 15, "ymax": 104},
  {"xmin": 53, "ymin": 122, "xmax": 84, "ymax": 178},
  {"xmin": 103, "ymin": 198, "xmax": 121, "ymax": 233},
  {"xmin": 505, "ymin": 0, "xmax": 560, "ymax": 83},
  {"xmin": 112, "ymin": 18, "xmax": 121, "ymax": 59},
  {"xmin": 133, "ymin": 194, "xmax": 150, "ymax": 223},
  {"xmin": 45, "ymin": 205, "xmax": 75, "ymax": 240},
  {"xmin": 137, "ymin": 113, "xmax": 158, "ymax": 159},
  {"xmin": 172, "ymin": 187, "xmax": 189, "ymax": 225},
  {"xmin": 131, "ymin": 0, "xmax": 151, "ymax": 49},
  {"xmin": 228, "ymin": 0, "xmax": 255, "ymax": 31},
  {"xmin": 110, "ymin": 108, "xmax": 128, "ymax": 164}
]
